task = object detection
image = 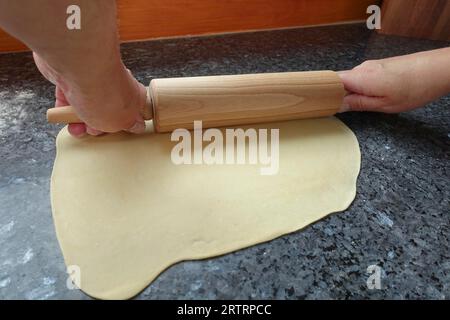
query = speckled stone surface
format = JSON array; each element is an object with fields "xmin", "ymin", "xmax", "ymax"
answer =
[{"xmin": 0, "ymin": 24, "xmax": 449, "ymax": 300}]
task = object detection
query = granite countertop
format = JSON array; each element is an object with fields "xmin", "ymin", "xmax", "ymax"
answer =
[{"xmin": 0, "ymin": 23, "xmax": 449, "ymax": 300}]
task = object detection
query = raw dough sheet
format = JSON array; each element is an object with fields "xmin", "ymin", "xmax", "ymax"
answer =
[{"xmin": 51, "ymin": 117, "xmax": 360, "ymax": 299}]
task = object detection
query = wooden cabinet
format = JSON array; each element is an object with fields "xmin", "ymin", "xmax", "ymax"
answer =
[
  {"xmin": 0, "ymin": 0, "xmax": 376, "ymax": 52},
  {"xmin": 379, "ymin": 0, "xmax": 450, "ymax": 41}
]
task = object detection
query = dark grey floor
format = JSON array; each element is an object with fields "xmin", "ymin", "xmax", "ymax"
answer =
[{"xmin": 0, "ymin": 23, "xmax": 449, "ymax": 299}]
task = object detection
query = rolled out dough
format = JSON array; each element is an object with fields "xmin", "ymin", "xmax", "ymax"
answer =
[{"xmin": 51, "ymin": 117, "xmax": 360, "ymax": 299}]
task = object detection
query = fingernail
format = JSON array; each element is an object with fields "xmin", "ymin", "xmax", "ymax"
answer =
[
  {"xmin": 127, "ymin": 120, "xmax": 145, "ymax": 134},
  {"xmin": 86, "ymin": 127, "xmax": 104, "ymax": 136},
  {"xmin": 338, "ymin": 98, "xmax": 350, "ymax": 113}
]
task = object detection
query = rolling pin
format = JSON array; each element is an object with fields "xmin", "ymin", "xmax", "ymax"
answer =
[{"xmin": 47, "ymin": 70, "xmax": 345, "ymax": 132}]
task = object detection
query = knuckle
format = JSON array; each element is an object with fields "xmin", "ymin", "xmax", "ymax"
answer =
[
  {"xmin": 355, "ymin": 96, "xmax": 365, "ymax": 111},
  {"xmin": 357, "ymin": 60, "xmax": 384, "ymax": 75}
]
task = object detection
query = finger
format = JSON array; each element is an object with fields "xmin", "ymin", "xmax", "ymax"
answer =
[
  {"xmin": 55, "ymin": 87, "xmax": 69, "ymax": 107},
  {"xmin": 68, "ymin": 123, "xmax": 87, "ymax": 137},
  {"xmin": 342, "ymin": 94, "xmax": 386, "ymax": 112},
  {"xmin": 336, "ymin": 71, "xmax": 352, "ymax": 95},
  {"xmin": 337, "ymin": 70, "xmax": 367, "ymax": 95},
  {"xmin": 55, "ymin": 87, "xmax": 87, "ymax": 137}
]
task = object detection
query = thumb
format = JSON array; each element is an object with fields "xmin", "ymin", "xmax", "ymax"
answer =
[
  {"xmin": 337, "ymin": 70, "xmax": 366, "ymax": 95},
  {"xmin": 124, "ymin": 82, "xmax": 149, "ymax": 134},
  {"xmin": 125, "ymin": 116, "xmax": 146, "ymax": 134}
]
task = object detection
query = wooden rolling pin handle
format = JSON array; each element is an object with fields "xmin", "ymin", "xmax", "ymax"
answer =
[
  {"xmin": 47, "ymin": 105, "xmax": 80, "ymax": 124},
  {"xmin": 46, "ymin": 95, "xmax": 154, "ymax": 124}
]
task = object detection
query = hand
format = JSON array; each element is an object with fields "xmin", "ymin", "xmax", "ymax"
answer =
[
  {"xmin": 34, "ymin": 53, "xmax": 147, "ymax": 137},
  {"xmin": 338, "ymin": 48, "xmax": 450, "ymax": 113},
  {"xmin": 338, "ymin": 59, "xmax": 419, "ymax": 113},
  {"xmin": 0, "ymin": 0, "xmax": 149, "ymax": 137}
]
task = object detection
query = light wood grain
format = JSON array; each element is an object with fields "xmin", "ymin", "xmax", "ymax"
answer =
[
  {"xmin": 150, "ymin": 71, "xmax": 344, "ymax": 132},
  {"xmin": 47, "ymin": 106, "xmax": 83, "ymax": 124},
  {"xmin": 47, "ymin": 97, "xmax": 154, "ymax": 124},
  {"xmin": 0, "ymin": 0, "xmax": 377, "ymax": 52}
]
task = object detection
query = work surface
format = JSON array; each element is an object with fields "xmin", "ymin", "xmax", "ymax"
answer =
[{"xmin": 0, "ymin": 24, "xmax": 449, "ymax": 299}]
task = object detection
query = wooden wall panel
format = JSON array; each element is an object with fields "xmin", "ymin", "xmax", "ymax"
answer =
[
  {"xmin": 379, "ymin": 0, "xmax": 450, "ymax": 41},
  {"xmin": 0, "ymin": 0, "xmax": 377, "ymax": 53}
]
